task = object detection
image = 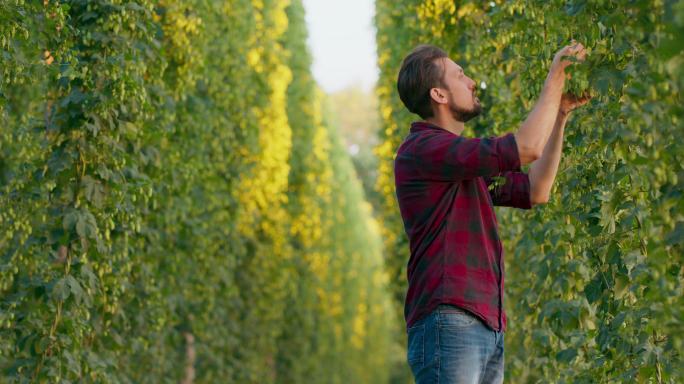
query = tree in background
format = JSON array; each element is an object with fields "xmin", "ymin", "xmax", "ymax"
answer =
[
  {"xmin": 326, "ymin": 85, "xmax": 384, "ymax": 223},
  {"xmin": 0, "ymin": 0, "xmax": 394, "ymax": 382}
]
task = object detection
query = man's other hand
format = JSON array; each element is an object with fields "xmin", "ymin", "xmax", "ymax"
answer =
[{"xmin": 559, "ymin": 91, "xmax": 592, "ymax": 116}]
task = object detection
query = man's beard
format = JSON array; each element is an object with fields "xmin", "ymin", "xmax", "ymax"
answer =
[{"xmin": 449, "ymin": 95, "xmax": 482, "ymax": 122}]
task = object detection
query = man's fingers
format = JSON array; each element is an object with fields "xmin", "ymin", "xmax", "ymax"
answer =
[
  {"xmin": 572, "ymin": 44, "xmax": 587, "ymax": 61},
  {"xmin": 559, "ymin": 42, "xmax": 587, "ymax": 63},
  {"xmin": 577, "ymin": 47, "xmax": 587, "ymax": 61},
  {"xmin": 566, "ymin": 42, "xmax": 583, "ymax": 52}
]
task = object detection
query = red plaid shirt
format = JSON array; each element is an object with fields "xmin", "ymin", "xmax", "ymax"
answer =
[{"xmin": 394, "ymin": 121, "xmax": 532, "ymax": 332}]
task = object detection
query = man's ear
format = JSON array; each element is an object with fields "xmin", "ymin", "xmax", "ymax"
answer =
[{"xmin": 429, "ymin": 87, "xmax": 447, "ymax": 105}]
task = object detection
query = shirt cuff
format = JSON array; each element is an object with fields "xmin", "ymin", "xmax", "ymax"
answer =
[
  {"xmin": 498, "ymin": 132, "xmax": 522, "ymax": 173},
  {"xmin": 495, "ymin": 171, "xmax": 532, "ymax": 209}
]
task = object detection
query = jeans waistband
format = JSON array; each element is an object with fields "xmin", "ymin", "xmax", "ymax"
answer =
[{"xmin": 436, "ymin": 303, "xmax": 469, "ymax": 312}]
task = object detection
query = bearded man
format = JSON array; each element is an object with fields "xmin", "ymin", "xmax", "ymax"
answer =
[{"xmin": 394, "ymin": 42, "xmax": 590, "ymax": 384}]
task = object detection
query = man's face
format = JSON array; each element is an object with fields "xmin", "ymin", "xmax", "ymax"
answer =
[{"xmin": 435, "ymin": 58, "xmax": 482, "ymax": 122}]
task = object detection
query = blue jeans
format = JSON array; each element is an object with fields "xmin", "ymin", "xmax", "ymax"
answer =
[{"xmin": 406, "ymin": 304, "xmax": 504, "ymax": 384}]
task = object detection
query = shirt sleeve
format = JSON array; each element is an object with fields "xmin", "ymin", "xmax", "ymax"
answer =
[
  {"xmin": 483, "ymin": 171, "xmax": 533, "ymax": 209},
  {"xmin": 412, "ymin": 131, "xmax": 522, "ymax": 182}
]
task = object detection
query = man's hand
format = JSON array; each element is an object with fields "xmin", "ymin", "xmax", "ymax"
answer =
[
  {"xmin": 551, "ymin": 40, "xmax": 587, "ymax": 77},
  {"xmin": 559, "ymin": 91, "xmax": 592, "ymax": 116}
]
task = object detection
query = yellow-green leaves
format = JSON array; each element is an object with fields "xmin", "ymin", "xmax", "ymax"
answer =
[{"xmin": 1, "ymin": 0, "xmax": 393, "ymax": 382}]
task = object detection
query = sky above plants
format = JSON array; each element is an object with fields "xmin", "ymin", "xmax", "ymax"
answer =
[{"xmin": 303, "ymin": 0, "xmax": 378, "ymax": 93}]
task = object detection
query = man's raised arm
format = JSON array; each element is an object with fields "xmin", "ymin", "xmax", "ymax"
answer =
[
  {"xmin": 527, "ymin": 91, "xmax": 593, "ymax": 204},
  {"xmin": 514, "ymin": 41, "xmax": 587, "ymax": 165}
]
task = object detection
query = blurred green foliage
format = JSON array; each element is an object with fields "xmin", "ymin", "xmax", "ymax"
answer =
[{"xmin": 0, "ymin": 0, "xmax": 394, "ymax": 382}]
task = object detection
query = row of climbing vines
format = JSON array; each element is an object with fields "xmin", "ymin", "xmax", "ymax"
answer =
[
  {"xmin": 0, "ymin": 0, "xmax": 394, "ymax": 382},
  {"xmin": 375, "ymin": 0, "xmax": 682, "ymax": 382}
]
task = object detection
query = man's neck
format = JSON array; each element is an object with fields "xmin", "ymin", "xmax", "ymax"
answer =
[{"xmin": 425, "ymin": 115, "xmax": 465, "ymax": 136}]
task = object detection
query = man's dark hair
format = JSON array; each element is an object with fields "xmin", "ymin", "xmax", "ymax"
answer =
[{"xmin": 397, "ymin": 44, "xmax": 449, "ymax": 119}]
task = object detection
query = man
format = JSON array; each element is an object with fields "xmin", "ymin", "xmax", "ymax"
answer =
[{"xmin": 393, "ymin": 42, "xmax": 590, "ymax": 384}]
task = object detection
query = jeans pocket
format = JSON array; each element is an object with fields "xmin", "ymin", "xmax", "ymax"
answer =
[
  {"xmin": 438, "ymin": 309, "xmax": 478, "ymax": 328},
  {"xmin": 406, "ymin": 323, "xmax": 425, "ymax": 366}
]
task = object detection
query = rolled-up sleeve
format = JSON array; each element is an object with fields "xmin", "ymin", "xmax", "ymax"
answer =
[
  {"xmin": 413, "ymin": 131, "xmax": 522, "ymax": 182},
  {"xmin": 484, "ymin": 171, "xmax": 533, "ymax": 209}
]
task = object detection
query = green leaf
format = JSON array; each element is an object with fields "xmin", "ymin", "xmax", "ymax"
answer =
[
  {"xmin": 611, "ymin": 312, "xmax": 627, "ymax": 330},
  {"xmin": 584, "ymin": 274, "xmax": 604, "ymax": 304},
  {"xmin": 82, "ymin": 175, "xmax": 105, "ymax": 208},
  {"xmin": 52, "ymin": 277, "xmax": 70, "ymax": 301},
  {"xmin": 66, "ymin": 275, "xmax": 86, "ymax": 306},
  {"xmin": 75, "ymin": 209, "xmax": 98, "ymax": 240},
  {"xmin": 81, "ymin": 263, "xmax": 99, "ymax": 291},
  {"xmin": 665, "ymin": 221, "xmax": 684, "ymax": 246},
  {"xmin": 556, "ymin": 347, "xmax": 577, "ymax": 363}
]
